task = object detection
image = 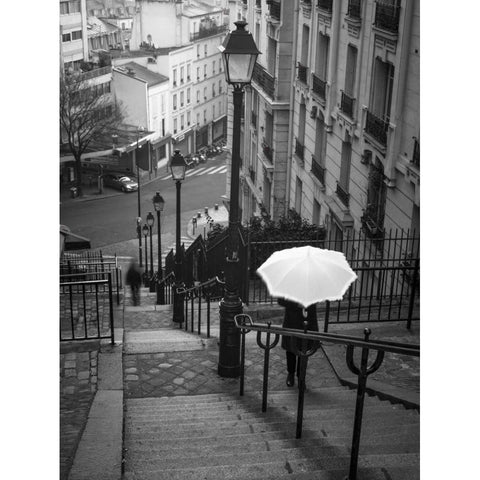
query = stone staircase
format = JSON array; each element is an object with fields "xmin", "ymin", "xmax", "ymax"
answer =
[{"xmin": 123, "ymin": 388, "xmax": 419, "ymax": 479}]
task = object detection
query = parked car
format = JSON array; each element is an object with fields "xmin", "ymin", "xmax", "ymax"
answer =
[{"xmin": 102, "ymin": 173, "xmax": 138, "ymax": 192}]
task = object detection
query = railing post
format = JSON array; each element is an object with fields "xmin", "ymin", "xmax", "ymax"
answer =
[
  {"xmin": 261, "ymin": 328, "xmax": 271, "ymax": 413},
  {"xmin": 323, "ymin": 300, "xmax": 330, "ymax": 332},
  {"xmin": 407, "ymin": 257, "xmax": 419, "ymax": 330},
  {"xmin": 108, "ymin": 272, "xmax": 115, "ymax": 345}
]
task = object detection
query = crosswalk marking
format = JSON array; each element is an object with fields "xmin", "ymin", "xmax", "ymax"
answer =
[
  {"xmin": 208, "ymin": 166, "xmax": 226, "ymax": 174},
  {"xmin": 159, "ymin": 165, "xmax": 227, "ymax": 181}
]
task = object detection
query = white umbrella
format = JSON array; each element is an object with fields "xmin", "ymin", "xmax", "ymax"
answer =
[{"xmin": 256, "ymin": 245, "xmax": 357, "ymax": 308}]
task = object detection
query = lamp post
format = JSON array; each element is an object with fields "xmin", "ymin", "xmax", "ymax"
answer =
[
  {"xmin": 153, "ymin": 192, "xmax": 165, "ymax": 304},
  {"xmin": 142, "ymin": 224, "xmax": 149, "ymax": 286},
  {"xmin": 170, "ymin": 150, "xmax": 187, "ymax": 324},
  {"xmin": 146, "ymin": 211, "xmax": 155, "ymax": 291},
  {"xmin": 218, "ymin": 21, "xmax": 260, "ymax": 378},
  {"xmin": 136, "ymin": 216, "xmax": 142, "ymax": 268},
  {"xmin": 136, "ymin": 126, "xmax": 145, "ymax": 267}
]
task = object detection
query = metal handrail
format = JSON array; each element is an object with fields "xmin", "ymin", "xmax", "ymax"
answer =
[{"xmin": 235, "ymin": 315, "xmax": 419, "ymax": 480}]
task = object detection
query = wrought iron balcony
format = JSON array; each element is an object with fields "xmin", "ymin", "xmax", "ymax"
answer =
[
  {"xmin": 297, "ymin": 63, "xmax": 308, "ymax": 84},
  {"xmin": 317, "ymin": 0, "xmax": 333, "ymax": 12},
  {"xmin": 295, "ymin": 138, "xmax": 305, "ymax": 160},
  {"xmin": 365, "ymin": 110, "xmax": 388, "ymax": 146},
  {"xmin": 190, "ymin": 24, "xmax": 227, "ymax": 41},
  {"xmin": 336, "ymin": 183, "xmax": 350, "ymax": 207},
  {"xmin": 361, "ymin": 212, "xmax": 384, "ymax": 239},
  {"xmin": 312, "ymin": 74, "xmax": 326, "ymax": 100},
  {"xmin": 262, "ymin": 140, "xmax": 273, "ymax": 162},
  {"xmin": 374, "ymin": 1, "xmax": 400, "ymax": 33},
  {"xmin": 340, "ymin": 91, "xmax": 355, "ymax": 118},
  {"xmin": 311, "ymin": 157, "xmax": 326, "ymax": 185},
  {"xmin": 347, "ymin": 0, "xmax": 362, "ymax": 19},
  {"xmin": 412, "ymin": 137, "xmax": 420, "ymax": 168},
  {"xmin": 252, "ymin": 62, "xmax": 275, "ymax": 98},
  {"xmin": 267, "ymin": 0, "xmax": 281, "ymax": 21}
]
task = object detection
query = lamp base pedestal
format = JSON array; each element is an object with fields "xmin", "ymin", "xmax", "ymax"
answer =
[{"xmin": 218, "ymin": 297, "xmax": 243, "ymax": 378}]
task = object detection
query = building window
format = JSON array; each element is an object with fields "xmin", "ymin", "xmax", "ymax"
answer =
[
  {"xmin": 180, "ymin": 66, "xmax": 184, "ymax": 83},
  {"xmin": 180, "ymin": 91, "xmax": 184, "ymax": 107},
  {"xmin": 196, "ymin": 67, "xmax": 200, "ymax": 81},
  {"xmin": 219, "ymin": 80, "xmax": 222, "ymax": 94},
  {"xmin": 197, "ymin": 113, "xmax": 200, "ymax": 125},
  {"xmin": 295, "ymin": 177, "xmax": 302, "ymax": 215},
  {"xmin": 315, "ymin": 33, "xmax": 330, "ymax": 80},
  {"xmin": 162, "ymin": 118, "xmax": 165, "ymax": 137},
  {"xmin": 337, "ymin": 133, "xmax": 352, "ymax": 206},
  {"xmin": 197, "ymin": 45, "xmax": 200, "ymax": 57},
  {"xmin": 267, "ymin": 37, "xmax": 277, "ymax": 76},
  {"xmin": 204, "ymin": 109, "xmax": 207, "ymax": 123},
  {"xmin": 313, "ymin": 200, "xmax": 321, "ymax": 226},
  {"xmin": 161, "ymin": 94, "xmax": 165, "ymax": 113},
  {"xmin": 197, "ymin": 90, "xmax": 200, "ymax": 103},
  {"xmin": 314, "ymin": 114, "xmax": 326, "ymax": 166},
  {"xmin": 173, "ymin": 118, "xmax": 177, "ymax": 134},
  {"xmin": 181, "ymin": 114, "xmax": 184, "ymax": 130},
  {"xmin": 204, "ymin": 64, "xmax": 207, "ymax": 78},
  {"xmin": 71, "ymin": 30, "xmax": 82, "ymax": 40},
  {"xmin": 203, "ymin": 86, "xmax": 207, "ymax": 100},
  {"xmin": 61, "ymin": 0, "xmax": 80, "ymax": 15},
  {"xmin": 371, "ymin": 57, "xmax": 394, "ymax": 124},
  {"xmin": 173, "ymin": 69, "xmax": 177, "ymax": 86},
  {"xmin": 213, "ymin": 104, "xmax": 216, "ymax": 119},
  {"xmin": 173, "ymin": 94, "xmax": 177, "ymax": 110},
  {"xmin": 187, "ymin": 88, "xmax": 191, "ymax": 104},
  {"xmin": 187, "ymin": 64, "xmax": 191, "ymax": 80},
  {"xmin": 212, "ymin": 84, "xmax": 216, "ymax": 97},
  {"xmin": 187, "ymin": 111, "xmax": 191, "ymax": 126},
  {"xmin": 364, "ymin": 157, "xmax": 387, "ymax": 232},
  {"xmin": 204, "ymin": 44, "xmax": 207, "ymax": 56},
  {"xmin": 212, "ymin": 60, "xmax": 216, "ymax": 75},
  {"xmin": 62, "ymin": 32, "xmax": 71, "ymax": 42}
]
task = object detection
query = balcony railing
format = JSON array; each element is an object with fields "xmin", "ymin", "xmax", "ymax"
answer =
[
  {"xmin": 361, "ymin": 212, "xmax": 384, "ymax": 239},
  {"xmin": 336, "ymin": 183, "xmax": 350, "ymax": 207},
  {"xmin": 190, "ymin": 24, "xmax": 228, "ymax": 42},
  {"xmin": 365, "ymin": 110, "xmax": 388, "ymax": 146},
  {"xmin": 77, "ymin": 66, "xmax": 111, "ymax": 82},
  {"xmin": 374, "ymin": 1, "xmax": 400, "ymax": 33},
  {"xmin": 295, "ymin": 138, "xmax": 305, "ymax": 160},
  {"xmin": 267, "ymin": 0, "xmax": 281, "ymax": 21},
  {"xmin": 297, "ymin": 63, "xmax": 308, "ymax": 84},
  {"xmin": 317, "ymin": 0, "xmax": 333, "ymax": 12},
  {"xmin": 412, "ymin": 137, "xmax": 420, "ymax": 168},
  {"xmin": 252, "ymin": 62, "xmax": 275, "ymax": 98},
  {"xmin": 340, "ymin": 91, "xmax": 355, "ymax": 118},
  {"xmin": 311, "ymin": 157, "xmax": 326, "ymax": 185},
  {"xmin": 347, "ymin": 0, "xmax": 362, "ymax": 19},
  {"xmin": 312, "ymin": 74, "xmax": 326, "ymax": 100}
]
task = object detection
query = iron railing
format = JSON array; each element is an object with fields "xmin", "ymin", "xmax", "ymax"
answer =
[
  {"xmin": 317, "ymin": 0, "xmax": 333, "ymax": 12},
  {"xmin": 336, "ymin": 182, "xmax": 350, "ymax": 207},
  {"xmin": 268, "ymin": 0, "xmax": 281, "ymax": 21},
  {"xmin": 311, "ymin": 157, "xmax": 326, "ymax": 184},
  {"xmin": 347, "ymin": 0, "xmax": 362, "ymax": 19},
  {"xmin": 295, "ymin": 138, "xmax": 305, "ymax": 160},
  {"xmin": 340, "ymin": 91, "xmax": 355, "ymax": 118},
  {"xmin": 234, "ymin": 315, "xmax": 419, "ymax": 480},
  {"xmin": 365, "ymin": 110, "xmax": 388, "ymax": 146},
  {"xmin": 252, "ymin": 62, "xmax": 275, "ymax": 98},
  {"xmin": 312, "ymin": 73, "xmax": 326, "ymax": 100},
  {"xmin": 155, "ymin": 271, "xmax": 176, "ymax": 305},
  {"xmin": 60, "ymin": 272, "xmax": 115, "ymax": 343},
  {"xmin": 374, "ymin": 0, "xmax": 400, "ymax": 32},
  {"xmin": 262, "ymin": 140, "xmax": 274, "ymax": 162},
  {"xmin": 177, "ymin": 276, "xmax": 225, "ymax": 337},
  {"xmin": 297, "ymin": 63, "xmax": 308, "ymax": 84}
]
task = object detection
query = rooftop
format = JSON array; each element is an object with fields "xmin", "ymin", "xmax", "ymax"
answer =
[{"xmin": 113, "ymin": 62, "xmax": 169, "ymax": 86}]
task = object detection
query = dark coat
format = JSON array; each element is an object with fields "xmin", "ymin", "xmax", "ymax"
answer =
[
  {"xmin": 126, "ymin": 263, "xmax": 142, "ymax": 287},
  {"xmin": 278, "ymin": 298, "xmax": 319, "ymax": 354}
]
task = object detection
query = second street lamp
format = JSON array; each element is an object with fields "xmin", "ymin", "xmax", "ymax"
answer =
[
  {"xmin": 153, "ymin": 192, "xmax": 165, "ymax": 304},
  {"xmin": 142, "ymin": 224, "xmax": 149, "ymax": 286},
  {"xmin": 218, "ymin": 21, "xmax": 260, "ymax": 378},
  {"xmin": 170, "ymin": 150, "xmax": 187, "ymax": 324},
  {"xmin": 136, "ymin": 126, "xmax": 145, "ymax": 267},
  {"xmin": 146, "ymin": 211, "xmax": 155, "ymax": 291}
]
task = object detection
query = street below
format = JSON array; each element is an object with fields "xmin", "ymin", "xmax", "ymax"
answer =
[{"xmin": 60, "ymin": 152, "xmax": 228, "ymax": 257}]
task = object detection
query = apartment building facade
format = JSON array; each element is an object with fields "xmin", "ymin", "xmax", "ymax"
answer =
[
  {"xmin": 60, "ymin": 0, "xmax": 89, "ymax": 72},
  {"xmin": 289, "ymin": 0, "xmax": 419, "ymax": 241}
]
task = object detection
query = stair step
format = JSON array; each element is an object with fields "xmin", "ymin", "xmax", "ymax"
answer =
[{"xmin": 124, "ymin": 453, "xmax": 420, "ymax": 478}]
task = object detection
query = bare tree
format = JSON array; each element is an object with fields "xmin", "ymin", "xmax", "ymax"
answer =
[{"xmin": 60, "ymin": 72, "xmax": 123, "ymax": 196}]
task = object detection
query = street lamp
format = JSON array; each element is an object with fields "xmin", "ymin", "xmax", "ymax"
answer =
[
  {"xmin": 152, "ymin": 192, "xmax": 166, "ymax": 304},
  {"xmin": 217, "ymin": 21, "xmax": 260, "ymax": 378},
  {"xmin": 136, "ymin": 216, "xmax": 142, "ymax": 268},
  {"xmin": 146, "ymin": 211, "xmax": 155, "ymax": 291},
  {"xmin": 136, "ymin": 126, "xmax": 145, "ymax": 267},
  {"xmin": 170, "ymin": 149, "xmax": 187, "ymax": 324},
  {"xmin": 142, "ymin": 224, "xmax": 149, "ymax": 286}
]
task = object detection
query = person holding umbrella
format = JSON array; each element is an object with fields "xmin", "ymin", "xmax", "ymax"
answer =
[
  {"xmin": 278, "ymin": 298, "xmax": 319, "ymax": 388},
  {"xmin": 256, "ymin": 246, "xmax": 358, "ymax": 388}
]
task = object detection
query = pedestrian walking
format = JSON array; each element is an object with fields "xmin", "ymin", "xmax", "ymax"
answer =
[
  {"xmin": 126, "ymin": 258, "xmax": 142, "ymax": 306},
  {"xmin": 278, "ymin": 298, "xmax": 319, "ymax": 388}
]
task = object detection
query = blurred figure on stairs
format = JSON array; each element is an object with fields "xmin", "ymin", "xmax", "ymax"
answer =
[{"xmin": 126, "ymin": 258, "xmax": 143, "ymax": 306}]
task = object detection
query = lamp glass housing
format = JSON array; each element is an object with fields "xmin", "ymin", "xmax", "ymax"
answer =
[
  {"xmin": 153, "ymin": 192, "xmax": 165, "ymax": 212},
  {"xmin": 146, "ymin": 212, "xmax": 155, "ymax": 227},
  {"xmin": 142, "ymin": 224, "xmax": 149, "ymax": 236},
  {"xmin": 170, "ymin": 150, "xmax": 186, "ymax": 181}
]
